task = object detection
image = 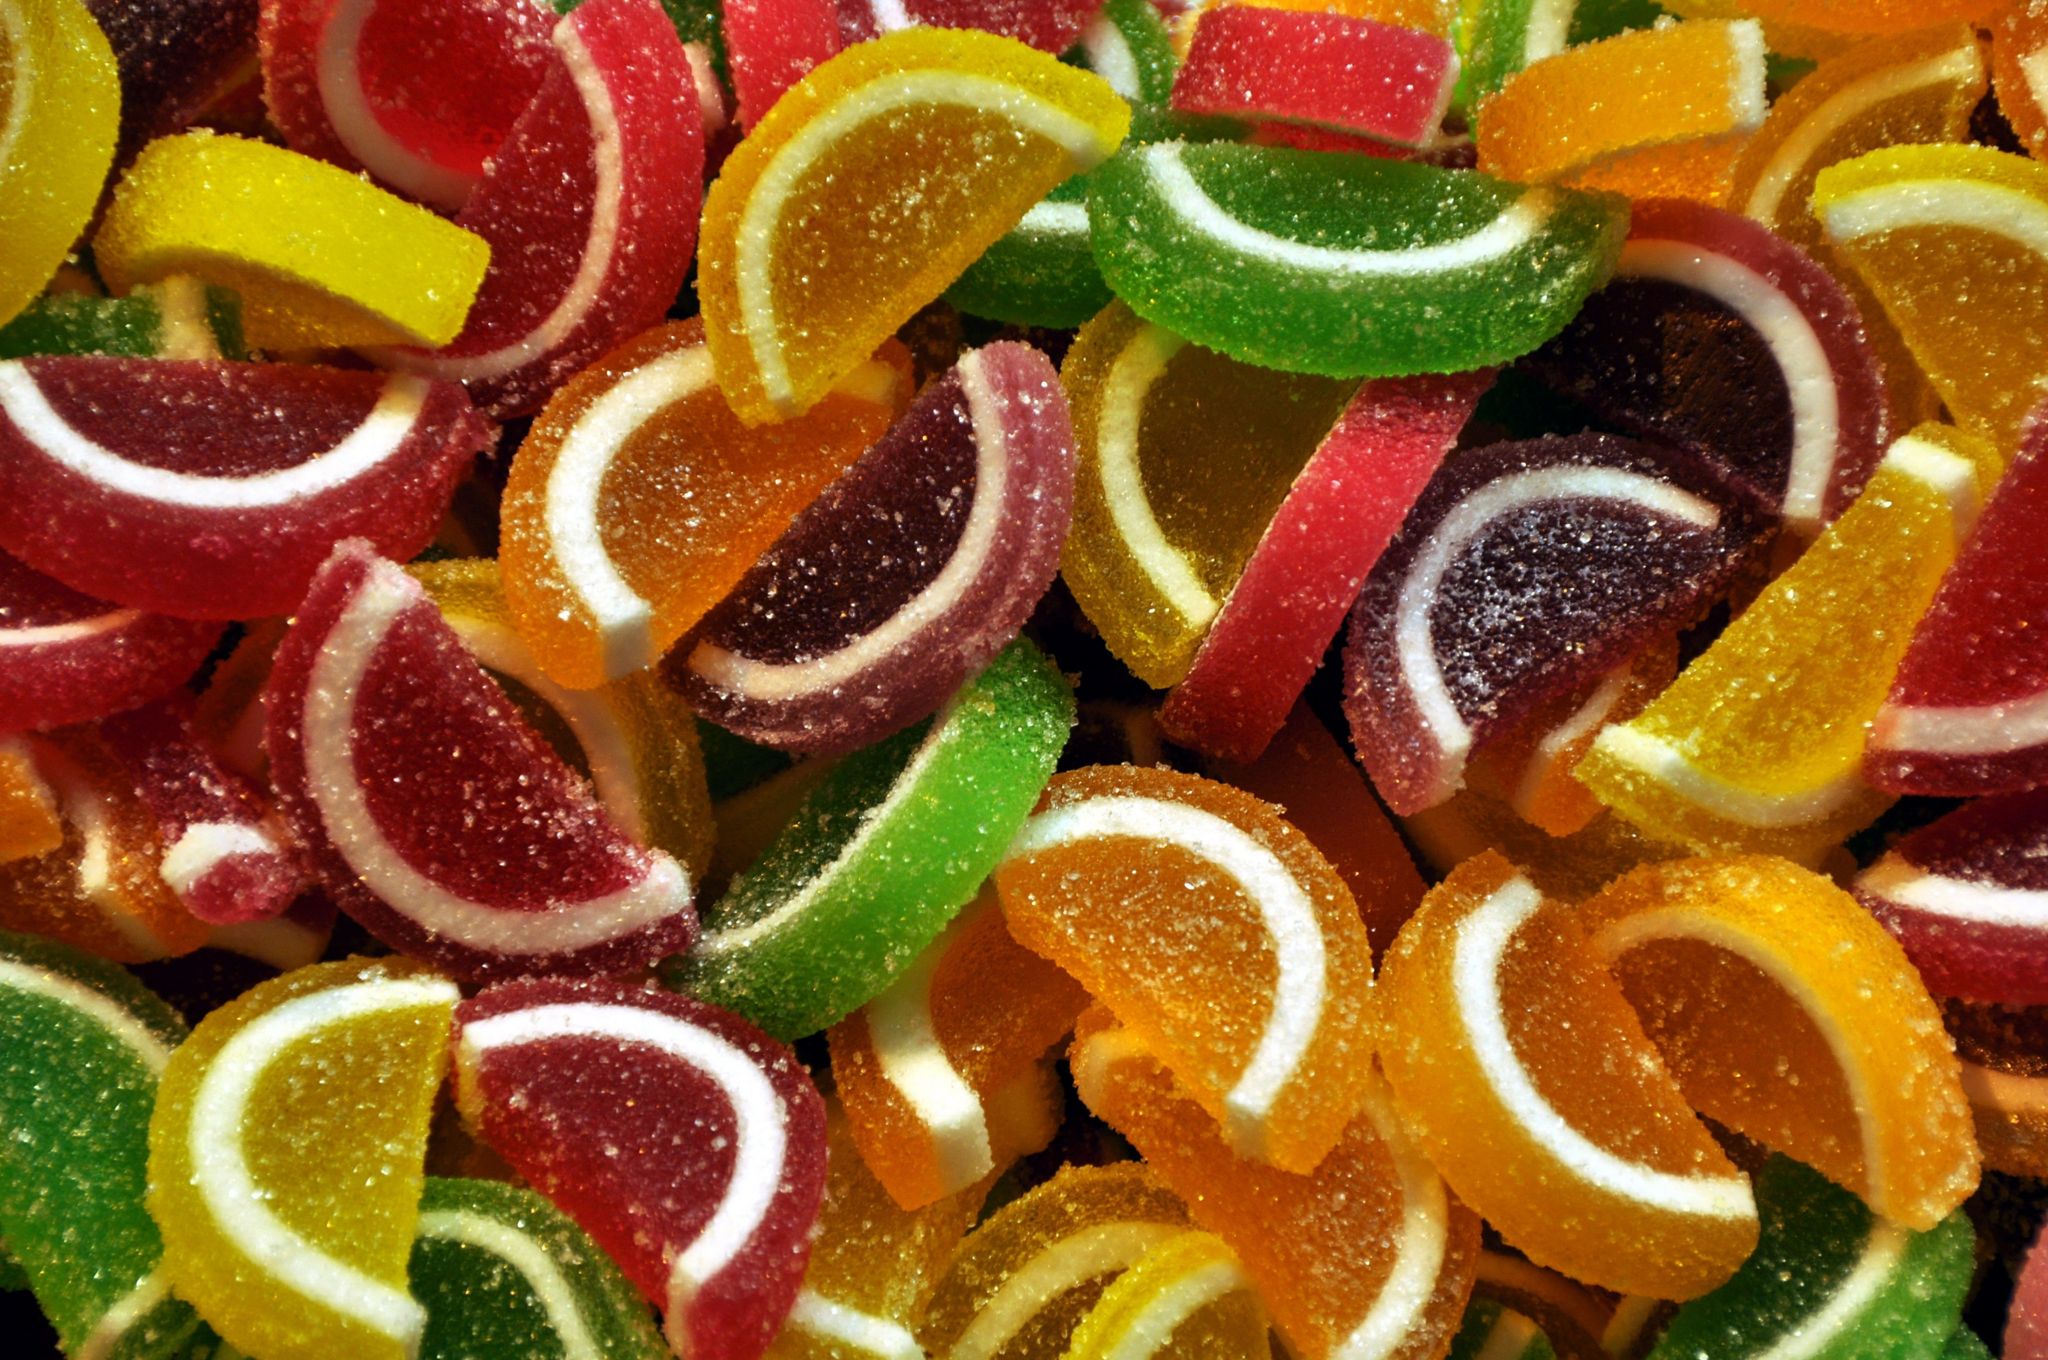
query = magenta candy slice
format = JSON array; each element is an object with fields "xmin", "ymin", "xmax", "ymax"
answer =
[
  {"xmin": 670, "ymin": 342, "xmax": 1075, "ymax": 755},
  {"xmin": 265, "ymin": 540, "xmax": 696, "ymax": 981},
  {"xmin": 454, "ymin": 977, "xmax": 828, "ymax": 1360}
]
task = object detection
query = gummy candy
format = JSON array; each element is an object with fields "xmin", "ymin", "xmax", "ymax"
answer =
[
  {"xmin": 1521, "ymin": 198, "xmax": 1891, "ymax": 536},
  {"xmin": 1562, "ymin": 135, "xmax": 1749, "ymax": 208},
  {"xmin": 95, "ymin": 131, "xmax": 492, "ymax": 351},
  {"xmin": 1400, "ymin": 786, "xmax": 1683, "ymax": 904},
  {"xmin": 0, "ymin": 548, "xmax": 220, "ymax": 735},
  {"xmin": 499, "ymin": 319, "xmax": 907, "ymax": 689},
  {"xmin": 409, "ymin": 1176, "xmax": 669, "ymax": 1360},
  {"xmin": 944, "ymin": 177, "xmax": 1112, "ymax": 329},
  {"xmin": 0, "ymin": 358, "xmax": 491, "ymax": 619},
  {"xmin": 453, "ymin": 977, "xmax": 829, "ymax": 1360},
  {"xmin": 1344, "ymin": 433, "xmax": 1773, "ymax": 816},
  {"xmin": 1087, "ymin": 142, "xmax": 1628, "ymax": 379},
  {"xmin": 2017, "ymin": 1224, "xmax": 2048, "ymax": 1360},
  {"xmin": 1997, "ymin": 3, "xmax": 2048, "ymax": 160},
  {"xmin": 1942, "ymin": 998, "xmax": 2048, "ymax": 1180},
  {"xmin": 0, "ymin": 0, "xmax": 118, "ymax": 329},
  {"xmin": 1453, "ymin": 0, "xmax": 1661, "ymax": 106},
  {"xmin": 1375, "ymin": 851, "xmax": 1757, "ymax": 1299},
  {"xmin": 838, "ymin": 0, "xmax": 1101, "ymax": 52},
  {"xmin": 673, "ymin": 343, "xmax": 1074, "ymax": 757},
  {"xmin": 266, "ymin": 542, "xmax": 697, "ymax": 981},
  {"xmin": 88, "ymin": 0, "xmax": 256, "ymax": 166},
  {"xmin": 148, "ymin": 958, "xmax": 459, "ymax": 1360},
  {"xmin": 1061, "ymin": 1229, "xmax": 1269, "ymax": 1360},
  {"xmin": 1474, "ymin": 20, "xmax": 1767, "ymax": 185},
  {"xmin": 697, "ymin": 26, "xmax": 1129, "ymax": 424},
  {"xmin": 1578, "ymin": 855, "xmax": 1978, "ymax": 1230},
  {"xmin": 1718, "ymin": 0, "xmax": 2000, "ymax": 39},
  {"xmin": 724, "ymin": 0, "xmax": 841, "ymax": 128},
  {"xmin": 0, "ymin": 279, "xmax": 243, "ymax": 362},
  {"xmin": 0, "ymin": 929, "xmax": 202, "ymax": 1360},
  {"xmin": 1057, "ymin": 301, "xmax": 1358, "ymax": 688},
  {"xmin": 1159, "ymin": 370, "xmax": 1490, "ymax": 764},
  {"xmin": 382, "ymin": 0, "xmax": 706, "ymax": 420},
  {"xmin": 670, "ymin": 637, "xmax": 1072, "ymax": 1040},
  {"xmin": 1070, "ymin": 1013, "xmax": 1481, "ymax": 1360},
  {"xmin": 1066, "ymin": 0, "xmax": 1189, "ymax": 142},
  {"xmin": 829, "ymin": 892, "xmax": 1087, "ymax": 1209},
  {"xmin": 996, "ymin": 764, "xmax": 1377, "ymax": 1172},
  {"xmin": 0, "ymin": 737, "xmax": 60, "ymax": 863},
  {"xmin": 1578, "ymin": 425, "xmax": 2000, "ymax": 863}
]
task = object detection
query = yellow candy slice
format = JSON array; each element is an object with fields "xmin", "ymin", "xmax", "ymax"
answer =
[
  {"xmin": 698, "ymin": 27, "xmax": 1129, "ymax": 424},
  {"xmin": 1578, "ymin": 425, "xmax": 2001, "ymax": 863},
  {"xmin": 95, "ymin": 131, "xmax": 490, "ymax": 350},
  {"xmin": 1475, "ymin": 19, "xmax": 1768, "ymax": 185},
  {"xmin": 1815, "ymin": 142, "xmax": 2048, "ymax": 452},
  {"xmin": 1061, "ymin": 1230, "xmax": 1268, "ymax": 1360},
  {"xmin": 148, "ymin": 958, "xmax": 458, "ymax": 1360},
  {"xmin": 0, "ymin": 0, "xmax": 118, "ymax": 328}
]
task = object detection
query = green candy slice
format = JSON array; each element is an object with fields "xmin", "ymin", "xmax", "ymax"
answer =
[
  {"xmin": 667, "ymin": 638, "xmax": 1074, "ymax": 1040},
  {"xmin": 410, "ymin": 1178, "xmax": 665, "ymax": 1360},
  {"xmin": 0, "ymin": 279, "xmax": 244, "ymax": 361},
  {"xmin": 1087, "ymin": 141, "xmax": 1628, "ymax": 379},
  {"xmin": 1449, "ymin": 1300, "xmax": 1557, "ymax": 1360},
  {"xmin": 0, "ymin": 930, "xmax": 203, "ymax": 1360},
  {"xmin": 1646, "ymin": 1157, "xmax": 1972, "ymax": 1360}
]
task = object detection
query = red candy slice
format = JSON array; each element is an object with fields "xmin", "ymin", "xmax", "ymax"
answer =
[
  {"xmin": 670, "ymin": 342, "xmax": 1075, "ymax": 755},
  {"xmin": 1343, "ymin": 433, "xmax": 1773, "ymax": 815},
  {"xmin": 383, "ymin": 0, "xmax": 705, "ymax": 419},
  {"xmin": 836, "ymin": 0, "xmax": 1101, "ymax": 52},
  {"xmin": 1160, "ymin": 370, "xmax": 1490, "ymax": 765},
  {"xmin": 1855, "ymin": 790, "xmax": 2048, "ymax": 1007},
  {"xmin": 1173, "ymin": 6, "xmax": 1459, "ymax": 148},
  {"xmin": 1522, "ymin": 198, "xmax": 1890, "ymax": 538},
  {"xmin": 454, "ymin": 977, "xmax": 828, "ymax": 1360},
  {"xmin": 725, "ymin": 0, "xmax": 842, "ymax": 128},
  {"xmin": 260, "ymin": 0, "xmax": 558, "ymax": 210},
  {"xmin": 1868, "ymin": 418, "xmax": 2048, "ymax": 796},
  {"xmin": 0, "ymin": 549, "xmax": 219, "ymax": 734},
  {"xmin": 0, "ymin": 359, "xmax": 491, "ymax": 620},
  {"xmin": 266, "ymin": 541, "xmax": 696, "ymax": 981}
]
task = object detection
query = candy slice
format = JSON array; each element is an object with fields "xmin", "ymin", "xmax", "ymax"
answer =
[
  {"xmin": 499, "ymin": 319, "xmax": 906, "ymax": 689},
  {"xmin": 453, "ymin": 977, "xmax": 829, "ymax": 1360},
  {"xmin": 409, "ymin": 1176, "xmax": 669, "ymax": 1360},
  {"xmin": 0, "ymin": 278, "xmax": 243, "ymax": 361},
  {"xmin": 1814, "ymin": 144, "xmax": 2048, "ymax": 452},
  {"xmin": 1870, "ymin": 423, "xmax": 2048, "ymax": 795},
  {"xmin": 1061, "ymin": 1229, "xmax": 1269, "ymax": 1360},
  {"xmin": 1071, "ymin": 1014, "xmax": 1481, "ymax": 1360},
  {"xmin": 0, "ymin": 548, "xmax": 219, "ymax": 734},
  {"xmin": 1087, "ymin": 142, "xmax": 1628, "ymax": 379},
  {"xmin": 94, "ymin": 131, "xmax": 491, "ymax": 351},
  {"xmin": 0, "ymin": 929, "xmax": 203, "ymax": 1360},
  {"xmin": 698, "ymin": 26, "xmax": 1126, "ymax": 423},
  {"xmin": 1720, "ymin": 0, "xmax": 1999, "ymax": 38},
  {"xmin": 1520, "ymin": 198, "xmax": 1890, "ymax": 535},
  {"xmin": 266, "ymin": 542, "xmax": 697, "ymax": 981},
  {"xmin": 0, "ymin": 0, "xmax": 118, "ymax": 328},
  {"xmin": 1645, "ymin": 1156, "xmax": 1972, "ymax": 1360},
  {"xmin": 1453, "ymin": 0, "xmax": 1658, "ymax": 105},
  {"xmin": 0, "ymin": 737, "xmax": 60, "ymax": 863},
  {"xmin": 943, "ymin": 176, "xmax": 1112, "ymax": 329},
  {"xmin": 725, "ymin": 0, "xmax": 840, "ymax": 128},
  {"xmin": 1159, "ymin": 370, "xmax": 1490, "ymax": 765},
  {"xmin": 0, "ymin": 357, "xmax": 491, "ymax": 619},
  {"xmin": 1578, "ymin": 855, "xmax": 1979, "ymax": 1230},
  {"xmin": 670, "ymin": 637, "xmax": 1072, "ymax": 1040},
  {"xmin": 1171, "ymin": 7, "xmax": 1457, "ymax": 146},
  {"xmin": 84, "ymin": 0, "xmax": 253, "ymax": 165},
  {"xmin": 916, "ymin": 1162, "xmax": 1191, "ymax": 1360},
  {"xmin": 148, "ymin": 958, "xmax": 459, "ymax": 1360},
  {"xmin": 1854, "ymin": 791, "xmax": 2048, "ymax": 1008},
  {"xmin": 1563, "ymin": 133, "xmax": 1749, "ymax": 207},
  {"xmin": 828, "ymin": 892, "xmax": 1087, "ymax": 1209},
  {"xmin": 1375, "ymin": 852, "xmax": 1757, "ymax": 1299},
  {"xmin": 1343, "ymin": 433, "xmax": 1773, "ymax": 817},
  {"xmin": 1067, "ymin": 0, "xmax": 1185, "ymax": 143},
  {"xmin": 1943, "ymin": 999, "xmax": 2048, "ymax": 1180},
  {"xmin": 1057, "ymin": 302, "xmax": 1358, "ymax": 688},
  {"xmin": 1578, "ymin": 425, "xmax": 1999, "ymax": 863},
  {"xmin": 380, "ymin": 0, "xmax": 704, "ymax": 420},
  {"xmin": 838, "ymin": 0, "xmax": 1102, "ymax": 52},
  {"xmin": 672, "ymin": 342, "xmax": 1075, "ymax": 756},
  {"xmin": 996, "ymin": 765, "xmax": 1377, "ymax": 1172},
  {"xmin": 1998, "ymin": 3, "xmax": 2048, "ymax": 160}
]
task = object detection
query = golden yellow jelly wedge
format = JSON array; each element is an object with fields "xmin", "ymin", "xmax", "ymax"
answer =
[
  {"xmin": 0, "ymin": 737, "xmax": 60, "ymax": 864},
  {"xmin": 698, "ymin": 27, "xmax": 1128, "ymax": 425},
  {"xmin": 1475, "ymin": 19, "xmax": 1768, "ymax": 184},
  {"xmin": 148, "ymin": 958, "xmax": 459, "ymax": 1360},
  {"xmin": 1815, "ymin": 143, "xmax": 2048, "ymax": 452},
  {"xmin": 95, "ymin": 132, "xmax": 490, "ymax": 350},
  {"xmin": 1579, "ymin": 855, "xmax": 1979, "ymax": 1230},
  {"xmin": 1579, "ymin": 425, "xmax": 2001, "ymax": 864},
  {"xmin": 1062, "ymin": 1230, "xmax": 1268, "ymax": 1360},
  {"xmin": 0, "ymin": 0, "xmax": 118, "ymax": 328}
]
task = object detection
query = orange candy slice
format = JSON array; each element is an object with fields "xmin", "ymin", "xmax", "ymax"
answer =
[
  {"xmin": 0, "ymin": 736, "xmax": 61, "ymax": 865},
  {"xmin": 1376, "ymin": 851, "xmax": 1757, "ymax": 1300},
  {"xmin": 499, "ymin": 319, "xmax": 908, "ymax": 688},
  {"xmin": 1577, "ymin": 855, "xmax": 1979, "ymax": 1230},
  {"xmin": 697, "ymin": 27, "xmax": 1129, "ymax": 424},
  {"xmin": 1997, "ymin": 2, "xmax": 2048, "ymax": 159},
  {"xmin": 995, "ymin": 764, "xmax": 1377, "ymax": 1173}
]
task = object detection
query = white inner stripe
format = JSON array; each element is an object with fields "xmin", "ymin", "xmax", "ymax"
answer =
[
  {"xmin": 0, "ymin": 0, "xmax": 34, "ymax": 174},
  {"xmin": 786, "ymin": 1290, "xmax": 922, "ymax": 1360},
  {"xmin": 1752, "ymin": 1220, "xmax": 1906, "ymax": 1360},
  {"xmin": 0, "ymin": 607, "xmax": 140, "ymax": 648},
  {"xmin": 1514, "ymin": 663, "xmax": 1632, "ymax": 820},
  {"xmin": 1094, "ymin": 322, "xmax": 1213, "ymax": 628},
  {"xmin": 1962, "ymin": 1058, "xmax": 2048, "ymax": 1115},
  {"xmin": 949, "ymin": 1222, "xmax": 1183, "ymax": 1360},
  {"xmin": 866, "ymin": 913, "xmax": 992, "ymax": 1192},
  {"xmin": 316, "ymin": 0, "xmax": 477, "ymax": 209},
  {"xmin": 1881, "ymin": 435, "xmax": 1979, "ymax": 535},
  {"xmin": 1079, "ymin": 10, "xmax": 1142, "ymax": 100},
  {"xmin": 1521, "ymin": 0, "xmax": 1576, "ymax": 67},
  {"xmin": 1333, "ymin": 1080, "xmax": 1453, "ymax": 1360},
  {"xmin": 1725, "ymin": 20, "xmax": 1767, "ymax": 131},
  {"xmin": 0, "ymin": 958, "xmax": 173, "ymax": 1074},
  {"xmin": 1100, "ymin": 1255, "xmax": 1247, "ymax": 1360},
  {"xmin": 1016, "ymin": 198, "xmax": 1089, "ymax": 237},
  {"xmin": 1858, "ymin": 854, "xmax": 2048, "ymax": 929},
  {"xmin": 76, "ymin": 1267, "xmax": 175, "ymax": 1360},
  {"xmin": 151, "ymin": 278, "xmax": 224, "ymax": 362},
  {"xmin": 1875, "ymin": 684, "xmax": 2048, "ymax": 757},
  {"xmin": 416, "ymin": 1208, "xmax": 605, "ymax": 1360},
  {"xmin": 1823, "ymin": 177, "xmax": 2048, "ymax": 259},
  {"xmin": 160, "ymin": 821, "xmax": 280, "ymax": 898},
  {"xmin": 865, "ymin": 0, "xmax": 916, "ymax": 32}
]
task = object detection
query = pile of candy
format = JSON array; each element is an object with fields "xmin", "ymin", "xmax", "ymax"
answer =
[{"xmin": 13, "ymin": 0, "xmax": 2048, "ymax": 1357}]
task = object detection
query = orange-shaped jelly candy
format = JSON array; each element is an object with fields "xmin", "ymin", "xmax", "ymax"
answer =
[
  {"xmin": 0, "ymin": 736, "xmax": 60, "ymax": 864},
  {"xmin": 1376, "ymin": 851, "xmax": 1757, "ymax": 1300},
  {"xmin": 1997, "ymin": 3, "xmax": 2048, "ymax": 159},
  {"xmin": 1565, "ymin": 136, "xmax": 1748, "ymax": 205}
]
